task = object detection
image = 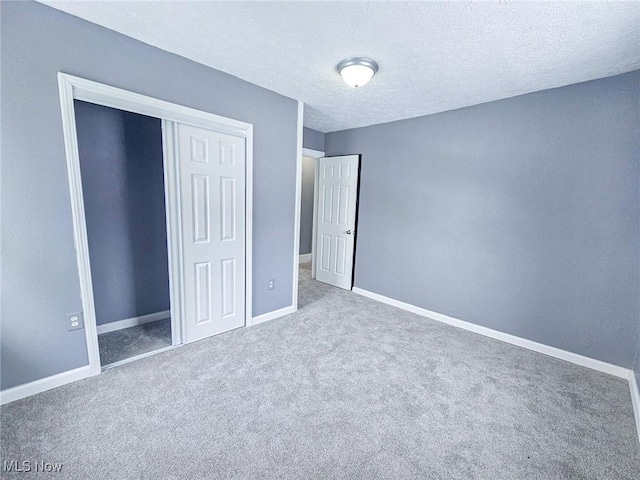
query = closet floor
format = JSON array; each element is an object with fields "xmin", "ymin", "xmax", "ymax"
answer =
[{"xmin": 98, "ymin": 318, "xmax": 172, "ymax": 367}]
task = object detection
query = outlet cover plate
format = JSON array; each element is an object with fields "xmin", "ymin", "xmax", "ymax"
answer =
[{"xmin": 67, "ymin": 312, "xmax": 84, "ymax": 331}]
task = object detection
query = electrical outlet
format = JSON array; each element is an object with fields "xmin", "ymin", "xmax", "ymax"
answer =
[
  {"xmin": 268, "ymin": 279, "xmax": 275, "ymax": 290},
  {"xmin": 67, "ymin": 312, "xmax": 84, "ymax": 331}
]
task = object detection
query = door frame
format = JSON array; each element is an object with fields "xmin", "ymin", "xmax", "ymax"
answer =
[
  {"xmin": 58, "ymin": 73, "xmax": 253, "ymax": 376},
  {"xmin": 300, "ymin": 147, "xmax": 325, "ymax": 280}
]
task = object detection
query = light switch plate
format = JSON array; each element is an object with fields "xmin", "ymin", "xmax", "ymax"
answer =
[{"xmin": 67, "ymin": 312, "xmax": 84, "ymax": 331}]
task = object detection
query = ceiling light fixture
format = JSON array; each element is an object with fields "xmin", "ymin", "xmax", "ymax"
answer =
[{"xmin": 337, "ymin": 57, "xmax": 379, "ymax": 88}]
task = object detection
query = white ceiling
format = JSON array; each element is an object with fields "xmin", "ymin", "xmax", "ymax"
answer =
[{"xmin": 41, "ymin": 1, "xmax": 640, "ymax": 133}]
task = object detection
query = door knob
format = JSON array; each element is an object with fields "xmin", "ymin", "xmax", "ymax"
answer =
[{"xmin": 345, "ymin": 230, "xmax": 353, "ymax": 235}]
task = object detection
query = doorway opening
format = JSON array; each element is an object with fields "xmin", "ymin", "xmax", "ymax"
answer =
[
  {"xmin": 75, "ymin": 101, "xmax": 173, "ymax": 368},
  {"xmin": 297, "ymin": 148, "xmax": 322, "ymax": 309},
  {"xmin": 297, "ymin": 148, "xmax": 361, "ymax": 304},
  {"xmin": 313, "ymin": 155, "xmax": 360, "ymax": 290},
  {"xmin": 299, "ymin": 149, "xmax": 323, "ymax": 265},
  {"xmin": 298, "ymin": 148, "xmax": 324, "ymax": 277},
  {"xmin": 59, "ymin": 73, "xmax": 254, "ymax": 376}
]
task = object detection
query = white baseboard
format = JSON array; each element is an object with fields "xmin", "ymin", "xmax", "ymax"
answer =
[
  {"xmin": 251, "ymin": 305, "xmax": 296, "ymax": 326},
  {"xmin": 96, "ymin": 310, "xmax": 171, "ymax": 335},
  {"xmin": 299, "ymin": 253, "xmax": 312, "ymax": 264},
  {"xmin": 629, "ymin": 373, "xmax": 640, "ymax": 443},
  {"xmin": 352, "ymin": 287, "xmax": 631, "ymax": 379},
  {"xmin": 0, "ymin": 366, "xmax": 92, "ymax": 405}
]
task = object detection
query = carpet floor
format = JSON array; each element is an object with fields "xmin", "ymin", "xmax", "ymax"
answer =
[
  {"xmin": 1, "ymin": 265, "xmax": 639, "ymax": 479},
  {"xmin": 98, "ymin": 318, "xmax": 172, "ymax": 366}
]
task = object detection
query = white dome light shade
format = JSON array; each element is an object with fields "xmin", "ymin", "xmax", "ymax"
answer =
[
  {"xmin": 340, "ymin": 65, "xmax": 375, "ymax": 88},
  {"xmin": 337, "ymin": 57, "xmax": 379, "ymax": 88}
]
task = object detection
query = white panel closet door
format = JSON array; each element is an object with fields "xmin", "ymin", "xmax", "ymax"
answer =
[
  {"xmin": 315, "ymin": 155, "xmax": 359, "ymax": 290},
  {"xmin": 177, "ymin": 123, "xmax": 245, "ymax": 343}
]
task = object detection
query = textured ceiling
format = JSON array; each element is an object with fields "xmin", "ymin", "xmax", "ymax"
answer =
[{"xmin": 41, "ymin": 1, "xmax": 640, "ymax": 133}]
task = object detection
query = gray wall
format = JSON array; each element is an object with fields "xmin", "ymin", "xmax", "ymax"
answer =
[
  {"xmin": 299, "ymin": 156, "xmax": 315, "ymax": 255},
  {"xmin": 303, "ymin": 127, "xmax": 325, "ymax": 152},
  {"xmin": 1, "ymin": 1, "xmax": 298, "ymax": 390},
  {"xmin": 75, "ymin": 101, "xmax": 170, "ymax": 326},
  {"xmin": 326, "ymin": 71, "xmax": 640, "ymax": 368}
]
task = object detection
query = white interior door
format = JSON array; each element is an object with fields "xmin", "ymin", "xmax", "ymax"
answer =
[
  {"xmin": 177, "ymin": 123, "xmax": 246, "ymax": 343},
  {"xmin": 315, "ymin": 155, "xmax": 359, "ymax": 290}
]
